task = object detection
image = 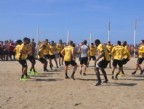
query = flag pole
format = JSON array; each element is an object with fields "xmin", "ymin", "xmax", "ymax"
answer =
[
  {"xmin": 67, "ymin": 31, "xmax": 70, "ymax": 44},
  {"xmin": 134, "ymin": 19, "xmax": 136, "ymax": 58},
  {"xmin": 90, "ymin": 32, "xmax": 92, "ymax": 45},
  {"xmin": 36, "ymin": 27, "xmax": 40, "ymax": 57},
  {"xmin": 108, "ymin": 21, "xmax": 110, "ymax": 42}
]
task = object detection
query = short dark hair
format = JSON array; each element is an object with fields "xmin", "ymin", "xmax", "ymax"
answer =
[
  {"xmin": 83, "ymin": 40, "xmax": 87, "ymax": 45},
  {"xmin": 117, "ymin": 41, "xmax": 121, "ymax": 45},
  {"xmin": 23, "ymin": 37, "xmax": 28, "ymax": 42},
  {"xmin": 95, "ymin": 39, "xmax": 100, "ymax": 44}
]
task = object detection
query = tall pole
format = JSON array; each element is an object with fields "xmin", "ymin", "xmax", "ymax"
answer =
[
  {"xmin": 108, "ymin": 21, "xmax": 110, "ymax": 42},
  {"xmin": 37, "ymin": 27, "xmax": 39, "ymax": 57},
  {"xmin": 67, "ymin": 31, "xmax": 70, "ymax": 44},
  {"xmin": 90, "ymin": 32, "xmax": 92, "ymax": 45},
  {"xmin": 134, "ymin": 19, "xmax": 136, "ymax": 58}
]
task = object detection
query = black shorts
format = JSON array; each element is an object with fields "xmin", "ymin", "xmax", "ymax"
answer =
[
  {"xmin": 137, "ymin": 58, "xmax": 144, "ymax": 64},
  {"xmin": 122, "ymin": 58, "xmax": 129, "ymax": 65},
  {"xmin": 44, "ymin": 55, "xmax": 50, "ymax": 59},
  {"xmin": 27, "ymin": 55, "xmax": 36, "ymax": 64},
  {"xmin": 49, "ymin": 55, "xmax": 56, "ymax": 59},
  {"xmin": 89, "ymin": 56, "xmax": 96, "ymax": 60},
  {"xmin": 97, "ymin": 60, "xmax": 109, "ymax": 68},
  {"xmin": 39, "ymin": 58, "xmax": 47, "ymax": 64},
  {"xmin": 113, "ymin": 59, "xmax": 123, "ymax": 67},
  {"xmin": 59, "ymin": 53, "xmax": 63, "ymax": 58},
  {"xmin": 65, "ymin": 60, "xmax": 77, "ymax": 66},
  {"xmin": 80, "ymin": 57, "xmax": 88, "ymax": 65},
  {"xmin": 19, "ymin": 60, "xmax": 27, "ymax": 67}
]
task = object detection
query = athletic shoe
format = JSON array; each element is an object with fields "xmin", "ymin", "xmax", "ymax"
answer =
[
  {"xmin": 131, "ymin": 71, "xmax": 136, "ymax": 75},
  {"xmin": 103, "ymin": 80, "xmax": 108, "ymax": 83},
  {"xmin": 44, "ymin": 69, "xmax": 49, "ymax": 72},
  {"xmin": 20, "ymin": 77, "xmax": 27, "ymax": 81},
  {"xmin": 95, "ymin": 82, "xmax": 101, "ymax": 86},
  {"xmin": 140, "ymin": 71, "xmax": 143, "ymax": 75},
  {"xmin": 83, "ymin": 73, "xmax": 86, "ymax": 76}
]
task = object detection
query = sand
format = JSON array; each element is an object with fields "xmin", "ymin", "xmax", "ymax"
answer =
[{"xmin": 0, "ymin": 58, "xmax": 144, "ymax": 109}]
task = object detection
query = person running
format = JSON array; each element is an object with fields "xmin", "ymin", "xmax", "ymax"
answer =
[
  {"xmin": 49, "ymin": 41, "xmax": 59, "ymax": 68},
  {"xmin": 111, "ymin": 41, "xmax": 124, "ymax": 80},
  {"xmin": 43, "ymin": 39, "xmax": 50, "ymax": 68},
  {"xmin": 131, "ymin": 40, "xmax": 144, "ymax": 75},
  {"xmin": 106, "ymin": 41, "xmax": 113, "ymax": 68},
  {"xmin": 121, "ymin": 41, "xmax": 130, "ymax": 76},
  {"xmin": 38, "ymin": 44, "xmax": 49, "ymax": 72},
  {"xmin": 94, "ymin": 39, "xmax": 110, "ymax": 86},
  {"xmin": 87, "ymin": 43, "xmax": 97, "ymax": 67},
  {"xmin": 56, "ymin": 40, "xmax": 64, "ymax": 66},
  {"xmin": 27, "ymin": 38, "xmax": 37, "ymax": 75},
  {"xmin": 78, "ymin": 40, "xmax": 89, "ymax": 76},
  {"xmin": 61, "ymin": 41, "xmax": 77, "ymax": 80},
  {"xmin": 15, "ymin": 38, "xmax": 29, "ymax": 81}
]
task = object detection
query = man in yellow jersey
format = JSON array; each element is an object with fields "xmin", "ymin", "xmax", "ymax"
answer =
[
  {"xmin": 94, "ymin": 39, "xmax": 110, "ymax": 86},
  {"xmin": 49, "ymin": 41, "xmax": 58, "ymax": 68},
  {"xmin": 56, "ymin": 40, "xmax": 64, "ymax": 66},
  {"xmin": 106, "ymin": 41, "xmax": 113, "ymax": 68},
  {"xmin": 15, "ymin": 37, "xmax": 29, "ymax": 81},
  {"xmin": 87, "ymin": 43, "xmax": 97, "ymax": 66},
  {"xmin": 132, "ymin": 40, "xmax": 144, "ymax": 75},
  {"xmin": 111, "ymin": 41, "xmax": 124, "ymax": 80},
  {"xmin": 61, "ymin": 41, "xmax": 77, "ymax": 80},
  {"xmin": 38, "ymin": 44, "xmax": 48, "ymax": 72},
  {"xmin": 121, "ymin": 41, "xmax": 130, "ymax": 75},
  {"xmin": 43, "ymin": 39, "xmax": 50, "ymax": 60}
]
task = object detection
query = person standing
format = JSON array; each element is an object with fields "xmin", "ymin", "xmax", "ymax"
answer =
[
  {"xmin": 61, "ymin": 41, "xmax": 77, "ymax": 80},
  {"xmin": 131, "ymin": 40, "xmax": 144, "ymax": 75},
  {"xmin": 79, "ymin": 40, "xmax": 89, "ymax": 76},
  {"xmin": 94, "ymin": 39, "xmax": 110, "ymax": 86},
  {"xmin": 111, "ymin": 41, "xmax": 124, "ymax": 80},
  {"xmin": 15, "ymin": 38, "xmax": 29, "ymax": 81}
]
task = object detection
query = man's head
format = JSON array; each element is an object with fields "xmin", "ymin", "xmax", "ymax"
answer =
[
  {"xmin": 141, "ymin": 40, "xmax": 144, "ymax": 45},
  {"xmin": 23, "ymin": 37, "xmax": 29, "ymax": 44},
  {"xmin": 95, "ymin": 39, "xmax": 101, "ymax": 46},
  {"xmin": 83, "ymin": 40, "xmax": 87, "ymax": 45},
  {"xmin": 69, "ymin": 40, "xmax": 73, "ymax": 46},
  {"xmin": 123, "ymin": 41, "xmax": 127, "ymax": 46},
  {"xmin": 117, "ymin": 41, "xmax": 121, "ymax": 45}
]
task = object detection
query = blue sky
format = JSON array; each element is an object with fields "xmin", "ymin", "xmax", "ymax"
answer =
[{"xmin": 0, "ymin": 0, "xmax": 144, "ymax": 44}]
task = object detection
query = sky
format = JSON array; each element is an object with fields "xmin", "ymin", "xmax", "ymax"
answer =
[{"xmin": 0, "ymin": 0, "xmax": 144, "ymax": 44}]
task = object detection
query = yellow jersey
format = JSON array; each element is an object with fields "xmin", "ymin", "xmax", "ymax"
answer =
[
  {"xmin": 49, "ymin": 45, "xmax": 56, "ymax": 55},
  {"xmin": 97, "ymin": 44, "xmax": 110, "ymax": 61},
  {"xmin": 15, "ymin": 45, "xmax": 21, "ymax": 60},
  {"xmin": 62, "ymin": 46, "xmax": 73, "ymax": 61},
  {"xmin": 56, "ymin": 44, "xmax": 64, "ymax": 53},
  {"xmin": 111, "ymin": 45, "xmax": 124, "ymax": 60},
  {"xmin": 18, "ymin": 43, "xmax": 29, "ymax": 60},
  {"xmin": 138, "ymin": 45, "xmax": 144, "ymax": 58},
  {"xmin": 89, "ymin": 46, "xmax": 96, "ymax": 56},
  {"xmin": 43, "ymin": 43, "xmax": 49, "ymax": 55},
  {"xmin": 123, "ymin": 45, "xmax": 130, "ymax": 59},
  {"xmin": 106, "ymin": 44, "xmax": 113, "ymax": 55}
]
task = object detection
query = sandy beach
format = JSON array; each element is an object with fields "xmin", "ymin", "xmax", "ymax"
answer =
[{"xmin": 0, "ymin": 58, "xmax": 144, "ymax": 109}]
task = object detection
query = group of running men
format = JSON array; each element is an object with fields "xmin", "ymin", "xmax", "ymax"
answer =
[{"xmin": 14, "ymin": 37, "xmax": 144, "ymax": 86}]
